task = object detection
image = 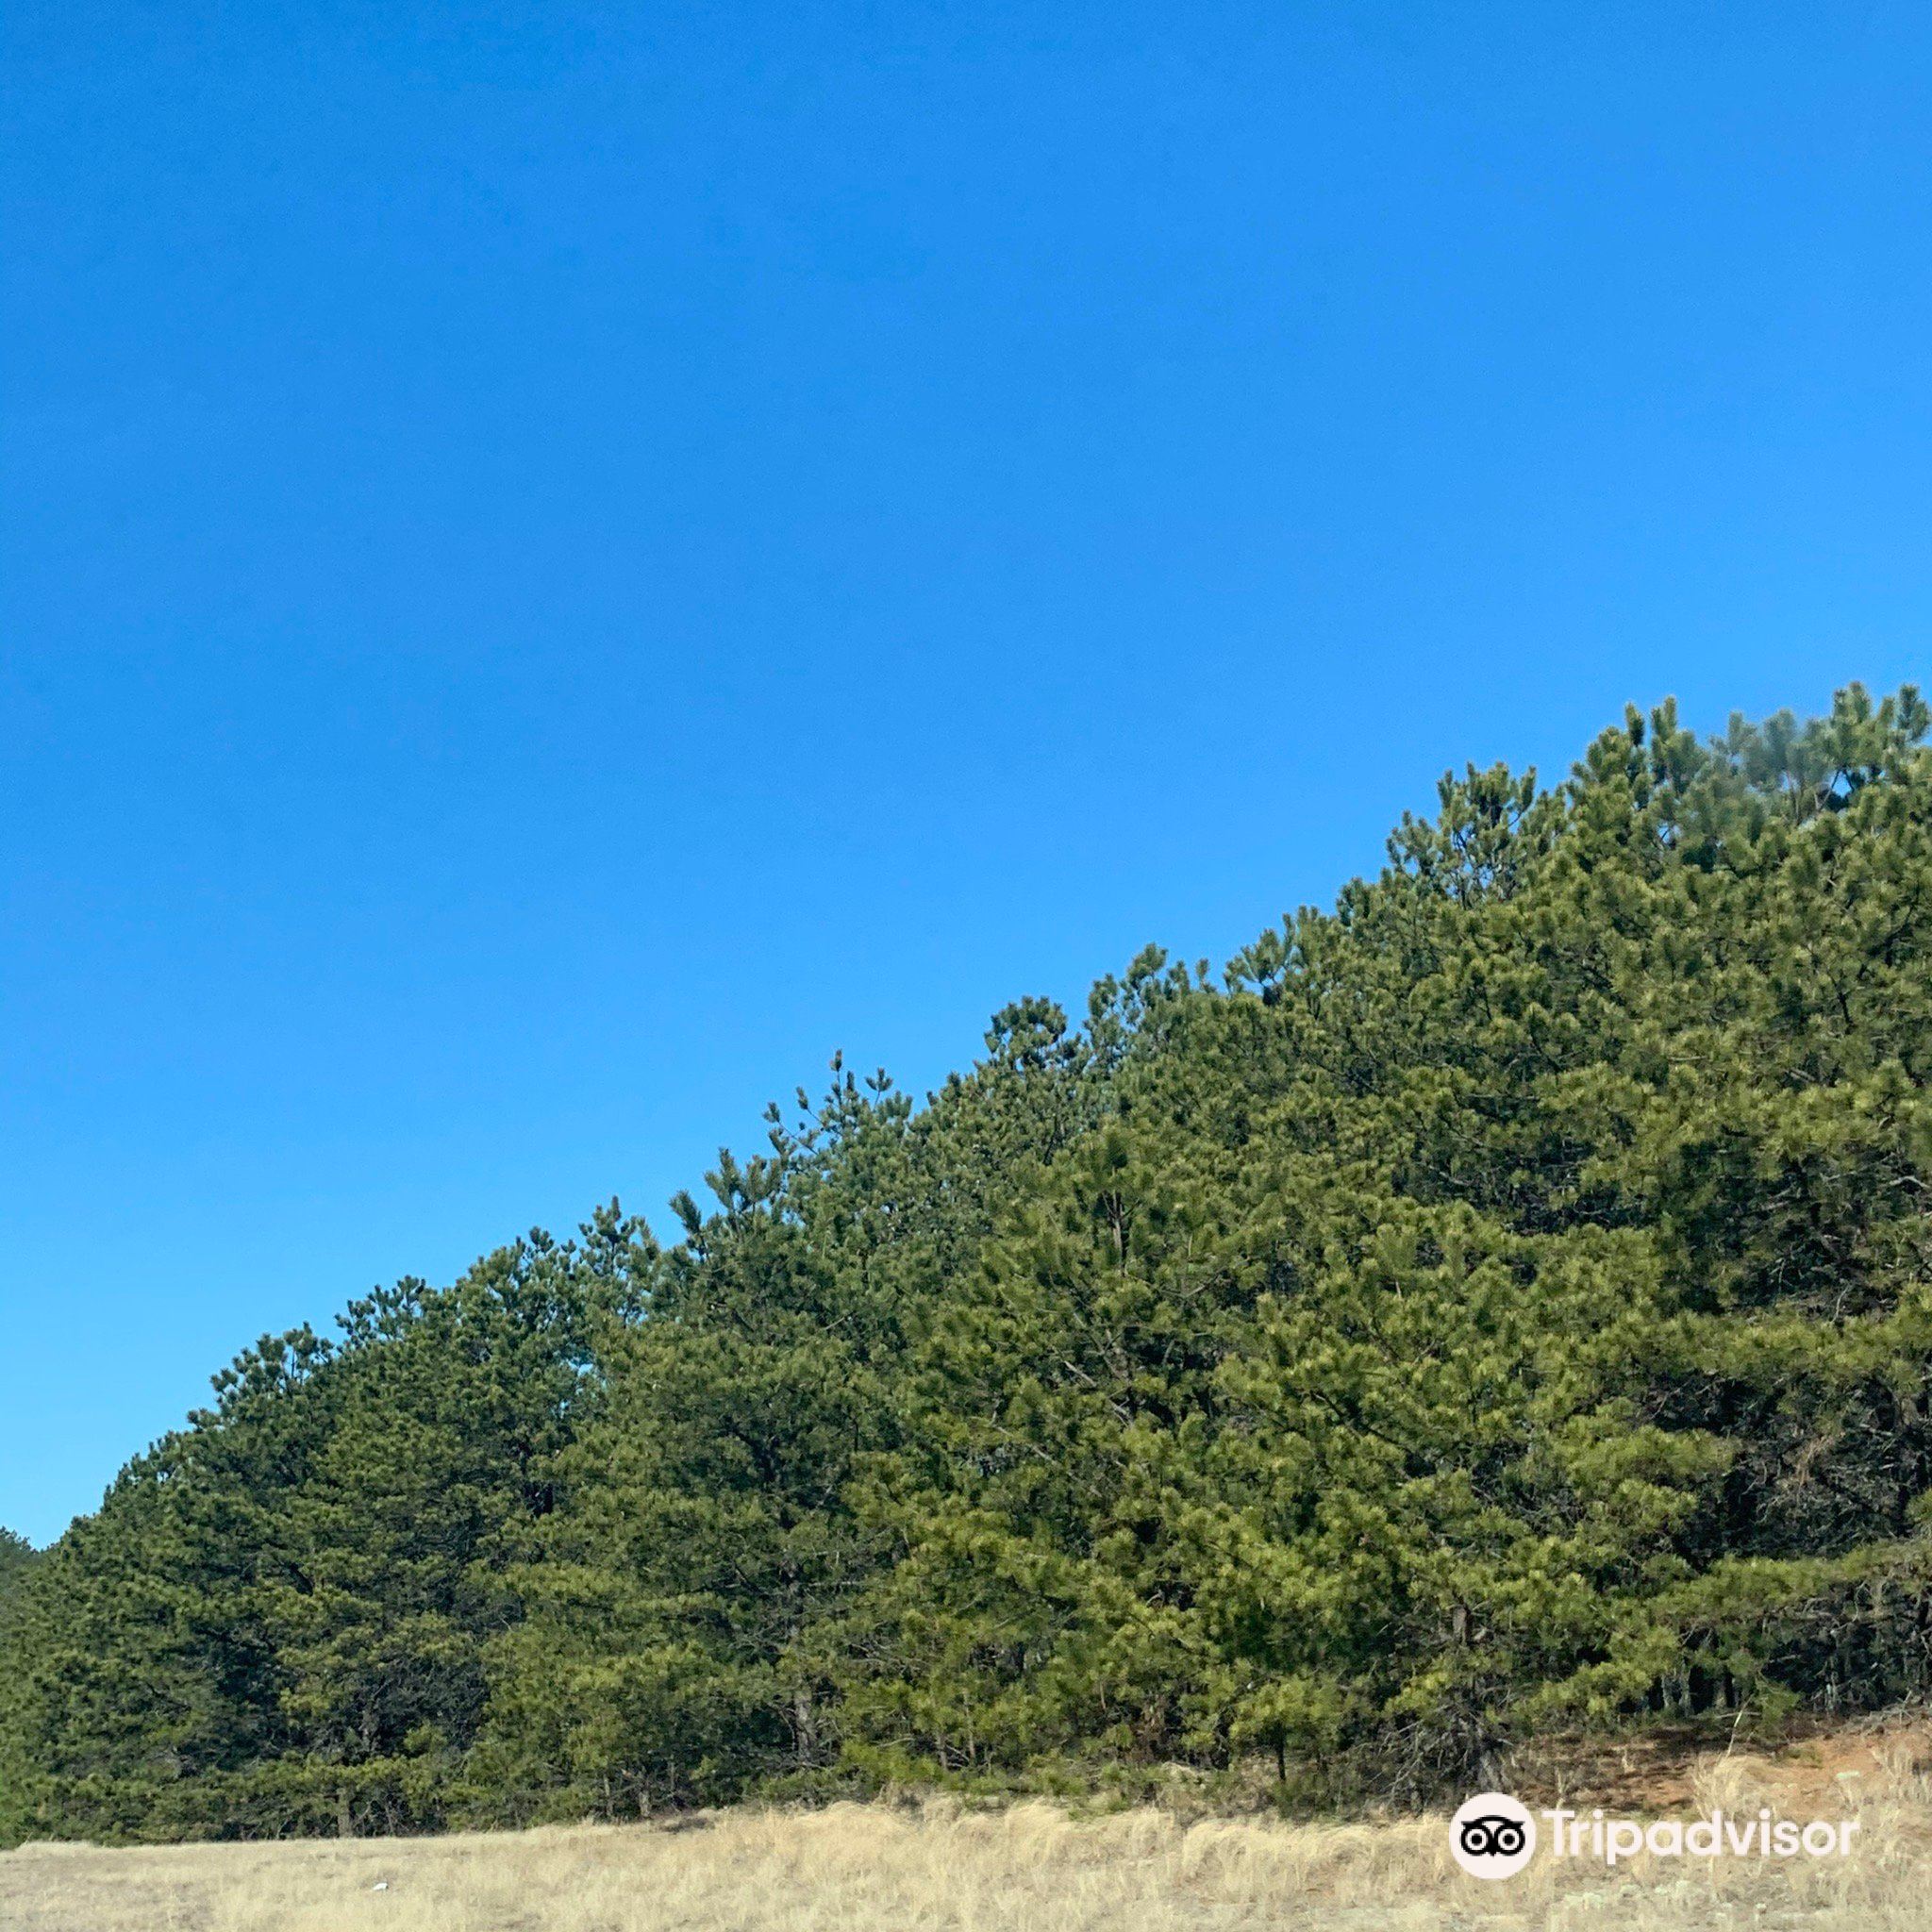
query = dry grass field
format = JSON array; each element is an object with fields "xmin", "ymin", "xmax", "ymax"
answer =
[{"xmin": 5, "ymin": 1739, "xmax": 1930, "ymax": 1932}]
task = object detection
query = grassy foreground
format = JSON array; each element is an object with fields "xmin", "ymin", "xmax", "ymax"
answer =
[{"xmin": 5, "ymin": 1743, "xmax": 1931, "ymax": 1932}]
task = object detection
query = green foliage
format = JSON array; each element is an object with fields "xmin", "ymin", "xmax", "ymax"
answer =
[
  {"xmin": 0, "ymin": 1530, "xmax": 37, "ymax": 1844},
  {"xmin": 0, "ymin": 1218, "xmax": 648, "ymax": 1841},
  {"xmin": 6, "ymin": 683, "xmax": 1931, "ymax": 1840},
  {"xmin": 0, "ymin": 1531, "xmax": 33, "ymax": 1597}
]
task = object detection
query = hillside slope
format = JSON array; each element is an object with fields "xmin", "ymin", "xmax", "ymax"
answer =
[{"xmin": 5, "ymin": 685, "xmax": 1930, "ymax": 1842}]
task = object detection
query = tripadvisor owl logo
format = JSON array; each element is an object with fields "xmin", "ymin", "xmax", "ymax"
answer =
[
  {"xmin": 1448, "ymin": 1789, "xmax": 1865, "ymax": 1880},
  {"xmin": 1449, "ymin": 1791, "xmax": 1538, "ymax": 1879}
]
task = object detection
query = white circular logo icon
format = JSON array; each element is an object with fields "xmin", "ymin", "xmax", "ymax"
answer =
[{"xmin": 1449, "ymin": 1791, "xmax": 1537, "ymax": 1879}]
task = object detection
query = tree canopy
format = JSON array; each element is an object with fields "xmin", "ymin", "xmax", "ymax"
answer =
[{"xmin": 6, "ymin": 685, "xmax": 1931, "ymax": 1841}]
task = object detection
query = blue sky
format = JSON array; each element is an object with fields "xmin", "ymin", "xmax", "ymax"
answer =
[{"xmin": 4, "ymin": 1, "xmax": 1928, "ymax": 1546}]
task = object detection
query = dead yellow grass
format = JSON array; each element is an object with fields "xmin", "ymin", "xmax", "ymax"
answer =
[{"xmin": 4, "ymin": 1754, "xmax": 1929, "ymax": 1932}]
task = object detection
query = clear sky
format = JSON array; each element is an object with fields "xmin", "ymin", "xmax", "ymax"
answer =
[{"xmin": 4, "ymin": 2, "xmax": 1928, "ymax": 1547}]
